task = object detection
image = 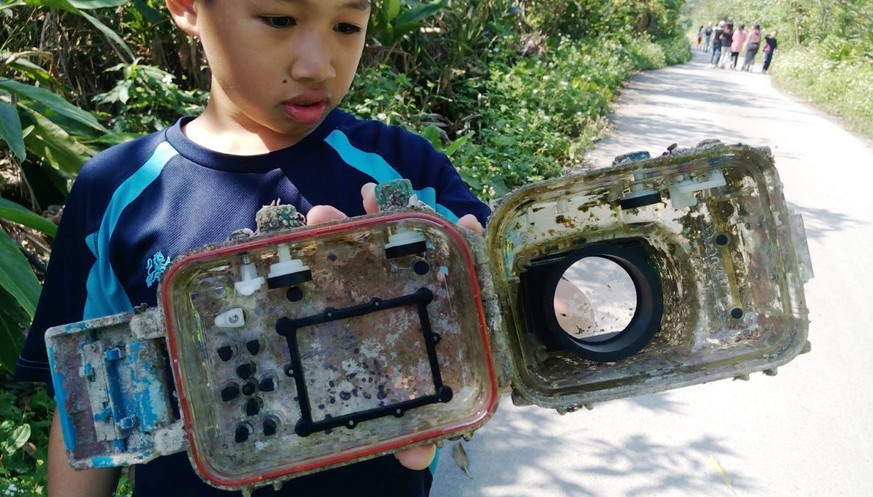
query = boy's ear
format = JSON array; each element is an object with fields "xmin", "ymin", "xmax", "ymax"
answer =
[{"xmin": 166, "ymin": 0, "xmax": 200, "ymax": 37}]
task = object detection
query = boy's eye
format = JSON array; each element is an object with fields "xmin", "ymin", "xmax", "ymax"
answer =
[
  {"xmin": 335, "ymin": 23, "xmax": 362, "ymax": 35},
  {"xmin": 261, "ymin": 16, "xmax": 296, "ymax": 28}
]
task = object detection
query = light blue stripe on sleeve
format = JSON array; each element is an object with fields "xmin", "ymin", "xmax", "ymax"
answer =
[
  {"xmin": 325, "ymin": 130, "xmax": 402, "ymax": 184},
  {"xmin": 324, "ymin": 130, "xmax": 460, "ymax": 222},
  {"xmin": 83, "ymin": 142, "xmax": 178, "ymax": 319}
]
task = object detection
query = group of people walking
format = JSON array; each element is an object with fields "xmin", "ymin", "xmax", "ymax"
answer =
[{"xmin": 697, "ymin": 21, "xmax": 778, "ymax": 74}]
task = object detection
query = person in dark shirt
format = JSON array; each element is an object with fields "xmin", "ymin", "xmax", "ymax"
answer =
[
  {"xmin": 710, "ymin": 20, "xmax": 726, "ymax": 67},
  {"xmin": 762, "ymin": 31, "xmax": 779, "ymax": 74},
  {"xmin": 717, "ymin": 22, "xmax": 734, "ymax": 68}
]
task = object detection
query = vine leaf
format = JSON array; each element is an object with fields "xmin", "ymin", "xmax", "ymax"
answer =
[{"xmin": 0, "ymin": 420, "xmax": 32, "ymax": 457}]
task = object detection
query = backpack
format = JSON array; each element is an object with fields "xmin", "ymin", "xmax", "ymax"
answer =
[{"xmin": 705, "ymin": 26, "xmax": 713, "ymax": 35}]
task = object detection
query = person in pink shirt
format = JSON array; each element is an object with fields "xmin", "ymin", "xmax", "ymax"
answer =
[
  {"xmin": 729, "ymin": 24, "xmax": 748, "ymax": 70},
  {"xmin": 742, "ymin": 24, "xmax": 763, "ymax": 71}
]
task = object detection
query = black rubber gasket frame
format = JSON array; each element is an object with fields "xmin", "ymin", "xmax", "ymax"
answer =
[{"xmin": 275, "ymin": 287, "xmax": 453, "ymax": 437}]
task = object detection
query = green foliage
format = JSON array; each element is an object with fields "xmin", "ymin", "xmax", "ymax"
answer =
[
  {"xmin": 1, "ymin": 0, "xmax": 113, "ymax": 378},
  {"xmin": 626, "ymin": 36, "xmax": 668, "ymax": 70},
  {"xmin": 0, "ymin": 384, "xmax": 53, "ymax": 496},
  {"xmin": 94, "ymin": 58, "xmax": 207, "ymax": 133},
  {"xmin": 0, "ymin": 77, "xmax": 104, "ymax": 174},
  {"xmin": 0, "ymin": 199, "xmax": 58, "ymax": 237},
  {"xmin": 773, "ymin": 45, "xmax": 873, "ymax": 138},
  {"xmin": 21, "ymin": 0, "xmax": 136, "ymax": 61},
  {"xmin": 451, "ymin": 34, "xmax": 674, "ymax": 200},
  {"xmin": 348, "ymin": 64, "xmax": 439, "ymax": 130},
  {"xmin": 370, "ymin": 0, "xmax": 448, "ymax": 46},
  {"xmin": 659, "ymin": 32, "xmax": 694, "ymax": 65},
  {"xmin": 0, "ymin": 0, "xmax": 200, "ymax": 382},
  {"xmin": 0, "ymin": 228, "xmax": 41, "ymax": 319},
  {"xmin": 0, "ymin": 290, "xmax": 31, "ymax": 377},
  {"xmin": 522, "ymin": 0, "xmax": 685, "ymax": 41},
  {"xmin": 0, "ymin": 198, "xmax": 57, "ymax": 373},
  {"xmin": 0, "ymin": 102, "xmax": 26, "ymax": 161}
]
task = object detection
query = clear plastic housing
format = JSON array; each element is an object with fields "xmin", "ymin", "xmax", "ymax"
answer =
[{"xmin": 160, "ymin": 212, "xmax": 498, "ymax": 488}]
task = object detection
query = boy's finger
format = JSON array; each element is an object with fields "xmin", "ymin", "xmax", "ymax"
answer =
[
  {"xmin": 361, "ymin": 182, "xmax": 378, "ymax": 214},
  {"xmin": 306, "ymin": 205, "xmax": 347, "ymax": 225},
  {"xmin": 457, "ymin": 214, "xmax": 484, "ymax": 236},
  {"xmin": 394, "ymin": 444, "xmax": 436, "ymax": 471},
  {"xmin": 362, "ymin": 183, "xmax": 483, "ymax": 237}
]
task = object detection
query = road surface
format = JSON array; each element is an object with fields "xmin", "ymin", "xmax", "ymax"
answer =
[{"xmin": 431, "ymin": 48, "xmax": 873, "ymax": 497}]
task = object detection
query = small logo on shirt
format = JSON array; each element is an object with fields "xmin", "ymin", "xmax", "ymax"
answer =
[{"xmin": 146, "ymin": 251, "xmax": 171, "ymax": 287}]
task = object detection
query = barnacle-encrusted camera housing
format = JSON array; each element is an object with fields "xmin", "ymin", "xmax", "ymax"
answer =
[{"xmin": 46, "ymin": 142, "xmax": 812, "ymax": 495}]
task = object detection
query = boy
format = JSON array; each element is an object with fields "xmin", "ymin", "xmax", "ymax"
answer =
[{"xmin": 14, "ymin": 0, "xmax": 489, "ymax": 496}]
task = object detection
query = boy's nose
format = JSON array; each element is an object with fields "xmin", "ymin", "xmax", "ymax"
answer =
[{"xmin": 291, "ymin": 31, "xmax": 336, "ymax": 83}]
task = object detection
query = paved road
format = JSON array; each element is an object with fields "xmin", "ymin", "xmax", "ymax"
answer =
[{"xmin": 431, "ymin": 48, "xmax": 873, "ymax": 496}]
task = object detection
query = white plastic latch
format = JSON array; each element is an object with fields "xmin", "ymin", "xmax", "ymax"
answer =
[
  {"xmin": 234, "ymin": 256, "xmax": 265, "ymax": 296},
  {"xmin": 268, "ymin": 244, "xmax": 310, "ymax": 280},
  {"xmin": 669, "ymin": 169, "xmax": 727, "ymax": 209}
]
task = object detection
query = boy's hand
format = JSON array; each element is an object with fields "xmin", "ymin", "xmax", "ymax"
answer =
[
  {"xmin": 304, "ymin": 183, "xmax": 482, "ymax": 471},
  {"xmin": 359, "ymin": 182, "xmax": 484, "ymax": 235}
]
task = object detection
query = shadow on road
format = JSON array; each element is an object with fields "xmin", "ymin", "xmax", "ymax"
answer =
[
  {"xmin": 434, "ymin": 397, "xmax": 757, "ymax": 496},
  {"xmin": 790, "ymin": 203, "xmax": 868, "ymax": 241}
]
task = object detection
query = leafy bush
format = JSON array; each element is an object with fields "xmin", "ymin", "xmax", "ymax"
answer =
[
  {"xmin": 451, "ymin": 37, "xmax": 624, "ymax": 199},
  {"xmin": 348, "ymin": 64, "xmax": 445, "ymax": 131},
  {"xmin": 773, "ymin": 45, "xmax": 873, "ymax": 138},
  {"xmin": 625, "ymin": 38, "xmax": 667, "ymax": 70},
  {"xmin": 0, "ymin": 384, "xmax": 52, "ymax": 496},
  {"xmin": 94, "ymin": 59, "xmax": 207, "ymax": 134},
  {"xmin": 659, "ymin": 33, "xmax": 694, "ymax": 66}
]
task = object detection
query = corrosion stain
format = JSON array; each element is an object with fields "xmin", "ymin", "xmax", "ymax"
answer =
[{"xmin": 555, "ymin": 215, "xmax": 576, "ymax": 229}]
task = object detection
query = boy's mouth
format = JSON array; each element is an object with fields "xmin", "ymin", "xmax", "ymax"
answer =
[{"xmin": 283, "ymin": 97, "xmax": 329, "ymax": 125}]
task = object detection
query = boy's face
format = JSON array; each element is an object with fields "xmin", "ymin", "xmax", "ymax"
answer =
[{"xmin": 171, "ymin": 0, "xmax": 370, "ymax": 148}]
